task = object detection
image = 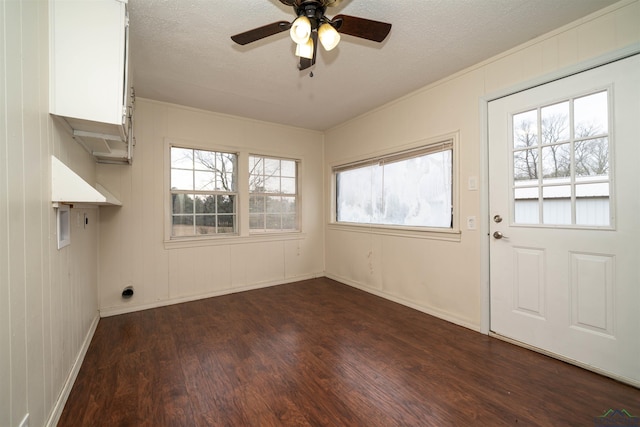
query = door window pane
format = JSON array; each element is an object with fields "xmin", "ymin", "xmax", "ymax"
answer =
[
  {"xmin": 575, "ymin": 91, "xmax": 608, "ymax": 136},
  {"xmin": 542, "ymin": 185, "xmax": 571, "ymax": 225},
  {"xmin": 514, "ymin": 187, "xmax": 539, "ymax": 224},
  {"xmin": 542, "ymin": 144, "xmax": 570, "ymax": 179},
  {"xmin": 514, "ymin": 149, "xmax": 538, "ymax": 181},
  {"xmin": 576, "ymin": 182, "xmax": 610, "ymax": 226},
  {"xmin": 511, "ymin": 91, "xmax": 611, "ymax": 227},
  {"xmin": 513, "ymin": 110, "xmax": 538, "ymax": 149},
  {"xmin": 575, "ymin": 138, "xmax": 609, "ymax": 178},
  {"xmin": 541, "ymin": 101, "xmax": 570, "ymax": 144}
]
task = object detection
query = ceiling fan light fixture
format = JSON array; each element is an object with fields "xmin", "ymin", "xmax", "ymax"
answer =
[
  {"xmin": 295, "ymin": 36, "xmax": 314, "ymax": 59},
  {"xmin": 318, "ymin": 22, "xmax": 340, "ymax": 51},
  {"xmin": 231, "ymin": 4, "xmax": 392, "ymax": 70},
  {"xmin": 290, "ymin": 15, "xmax": 311, "ymax": 44}
]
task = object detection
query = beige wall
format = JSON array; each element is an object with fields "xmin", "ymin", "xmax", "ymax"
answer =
[
  {"xmin": 97, "ymin": 100, "xmax": 325, "ymax": 315},
  {"xmin": 1, "ymin": 1, "xmax": 100, "ymax": 426},
  {"xmin": 324, "ymin": 0, "xmax": 640, "ymax": 331},
  {"xmin": 3, "ymin": 1, "xmax": 637, "ymax": 425}
]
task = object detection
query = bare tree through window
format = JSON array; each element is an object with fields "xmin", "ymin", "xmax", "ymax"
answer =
[
  {"xmin": 511, "ymin": 90, "xmax": 610, "ymax": 226},
  {"xmin": 170, "ymin": 147, "xmax": 237, "ymax": 237},
  {"xmin": 249, "ymin": 156, "xmax": 298, "ymax": 232}
]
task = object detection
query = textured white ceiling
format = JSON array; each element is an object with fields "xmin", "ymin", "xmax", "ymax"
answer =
[{"xmin": 129, "ymin": 0, "xmax": 619, "ymax": 131}]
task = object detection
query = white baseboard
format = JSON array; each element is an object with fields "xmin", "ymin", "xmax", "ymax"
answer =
[
  {"xmin": 99, "ymin": 273, "xmax": 324, "ymax": 317},
  {"xmin": 46, "ymin": 313, "xmax": 100, "ymax": 427},
  {"xmin": 325, "ymin": 273, "xmax": 481, "ymax": 333}
]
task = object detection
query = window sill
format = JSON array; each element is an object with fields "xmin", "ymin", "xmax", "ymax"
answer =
[
  {"xmin": 327, "ymin": 222, "xmax": 462, "ymax": 242},
  {"xmin": 164, "ymin": 232, "xmax": 306, "ymax": 250}
]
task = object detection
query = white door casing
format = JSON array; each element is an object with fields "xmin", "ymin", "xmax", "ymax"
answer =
[{"xmin": 489, "ymin": 55, "xmax": 640, "ymax": 385}]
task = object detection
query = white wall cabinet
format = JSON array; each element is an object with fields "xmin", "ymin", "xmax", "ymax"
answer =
[{"xmin": 50, "ymin": 0, "xmax": 134, "ymax": 164}]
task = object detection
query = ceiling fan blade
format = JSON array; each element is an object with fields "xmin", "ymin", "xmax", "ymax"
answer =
[
  {"xmin": 298, "ymin": 32, "xmax": 318, "ymax": 71},
  {"xmin": 231, "ymin": 21, "xmax": 291, "ymax": 45},
  {"xmin": 332, "ymin": 14, "xmax": 392, "ymax": 43}
]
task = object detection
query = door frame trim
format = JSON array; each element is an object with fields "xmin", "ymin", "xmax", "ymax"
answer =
[{"xmin": 479, "ymin": 42, "xmax": 640, "ymax": 335}]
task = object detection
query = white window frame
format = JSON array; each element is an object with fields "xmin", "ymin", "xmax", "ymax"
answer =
[
  {"xmin": 168, "ymin": 144, "xmax": 238, "ymax": 239},
  {"xmin": 163, "ymin": 140, "xmax": 308, "ymax": 248},
  {"xmin": 509, "ymin": 88, "xmax": 614, "ymax": 229},
  {"xmin": 248, "ymin": 155, "xmax": 301, "ymax": 234},
  {"xmin": 329, "ymin": 132, "xmax": 460, "ymax": 240}
]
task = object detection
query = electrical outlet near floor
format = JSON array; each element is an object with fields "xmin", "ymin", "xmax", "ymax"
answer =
[{"xmin": 19, "ymin": 413, "xmax": 29, "ymax": 427}]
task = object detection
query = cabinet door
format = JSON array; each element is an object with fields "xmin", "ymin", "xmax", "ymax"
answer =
[{"xmin": 50, "ymin": 0, "xmax": 128, "ymax": 126}]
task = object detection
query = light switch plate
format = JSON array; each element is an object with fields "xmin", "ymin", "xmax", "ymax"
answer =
[
  {"xmin": 468, "ymin": 176, "xmax": 478, "ymax": 191},
  {"xmin": 467, "ymin": 216, "xmax": 477, "ymax": 230}
]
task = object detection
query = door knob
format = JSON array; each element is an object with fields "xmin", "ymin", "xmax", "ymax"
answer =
[
  {"xmin": 493, "ymin": 231, "xmax": 505, "ymax": 239},
  {"xmin": 493, "ymin": 214, "xmax": 503, "ymax": 223}
]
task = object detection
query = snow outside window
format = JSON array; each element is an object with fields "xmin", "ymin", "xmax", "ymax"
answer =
[{"xmin": 334, "ymin": 141, "xmax": 453, "ymax": 228}]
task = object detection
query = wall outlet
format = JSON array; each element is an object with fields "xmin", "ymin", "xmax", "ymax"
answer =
[{"xmin": 19, "ymin": 413, "xmax": 29, "ymax": 427}]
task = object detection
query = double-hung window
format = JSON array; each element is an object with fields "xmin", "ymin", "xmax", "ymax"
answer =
[
  {"xmin": 170, "ymin": 146, "xmax": 237, "ymax": 237},
  {"xmin": 334, "ymin": 139, "xmax": 454, "ymax": 229},
  {"xmin": 249, "ymin": 155, "xmax": 299, "ymax": 232}
]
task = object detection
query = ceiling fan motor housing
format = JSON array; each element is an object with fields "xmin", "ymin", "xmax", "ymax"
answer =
[{"xmin": 296, "ymin": 1, "xmax": 327, "ymax": 29}]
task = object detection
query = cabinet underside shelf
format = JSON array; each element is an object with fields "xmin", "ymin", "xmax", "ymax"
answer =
[{"xmin": 53, "ymin": 114, "xmax": 134, "ymax": 165}]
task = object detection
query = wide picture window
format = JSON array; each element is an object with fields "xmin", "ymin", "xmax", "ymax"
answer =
[
  {"xmin": 334, "ymin": 140, "xmax": 453, "ymax": 229},
  {"xmin": 170, "ymin": 147, "xmax": 237, "ymax": 237}
]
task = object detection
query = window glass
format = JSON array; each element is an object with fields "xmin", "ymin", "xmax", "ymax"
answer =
[
  {"xmin": 335, "ymin": 142, "xmax": 453, "ymax": 229},
  {"xmin": 575, "ymin": 91, "xmax": 608, "ymax": 135},
  {"xmin": 541, "ymin": 101, "xmax": 570, "ymax": 144},
  {"xmin": 513, "ymin": 110, "xmax": 538, "ymax": 149},
  {"xmin": 249, "ymin": 155, "xmax": 299, "ymax": 232},
  {"xmin": 511, "ymin": 90, "xmax": 610, "ymax": 227},
  {"xmin": 170, "ymin": 147, "xmax": 237, "ymax": 237}
]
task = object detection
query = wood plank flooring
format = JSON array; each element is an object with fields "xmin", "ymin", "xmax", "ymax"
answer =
[{"xmin": 58, "ymin": 277, "xmax": 640, "ymax": 426}]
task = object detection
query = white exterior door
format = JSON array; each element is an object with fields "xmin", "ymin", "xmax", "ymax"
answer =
[{"xmin": 489, "ymin": 54, "xmax": 640, "ymax": 385}]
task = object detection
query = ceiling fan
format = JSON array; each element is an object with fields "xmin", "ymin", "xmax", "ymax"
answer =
[{"xmin": 231, "ymin": 0, "xmax": 392, "ymax": 71}]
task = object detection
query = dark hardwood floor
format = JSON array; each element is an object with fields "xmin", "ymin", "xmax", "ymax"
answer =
[{"xmin": 58, "ymin": 277, "xmax": 639, "ymax": 426}]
